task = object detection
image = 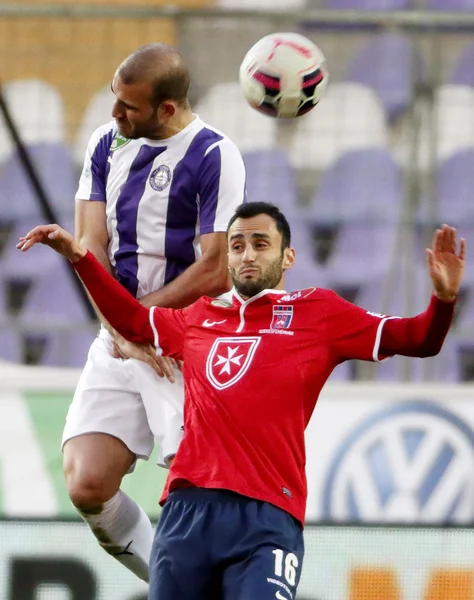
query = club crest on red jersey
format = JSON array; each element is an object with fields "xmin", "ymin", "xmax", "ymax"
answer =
[
  {"xmin": 270, "ymin": 305, "xmax": 294, "ymax": 330},
  {"xmin": 206, "ymin": 337, "xmax": 261, "ymax": 390}
]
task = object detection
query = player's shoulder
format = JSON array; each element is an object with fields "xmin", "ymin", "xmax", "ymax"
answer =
[
  {"xmin": 189, "ymin": 291, "xmax": 234, "ymax": 313},
  {"xmin": 181, "ymin": 292, "xmax": 234, "ymax": 324},
  {"xmin": 194, "ymin": 116, "xmax": 243, "ymax": 161},
  {"xmin": 277, "ymin": 286, "xmax": 332, "ymax": 305},
  {"xmin": 88, "ymin": 120, "xmax": 117, "ymax": 147}
]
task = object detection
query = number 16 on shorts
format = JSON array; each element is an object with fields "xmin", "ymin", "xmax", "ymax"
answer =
[{"xmin": 268, "ymin": 549, "xmax": 302, "ymax": 599}]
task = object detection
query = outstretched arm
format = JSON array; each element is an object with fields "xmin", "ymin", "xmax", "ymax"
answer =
[
  {"xmin": 17, "ymin": 225, "xmax": 154, "ymax": 345},
  {"xmin": 329, "ymin": 226, "xmax": 465, "ymax": 362},
  {"xmin": 379, "ymin": 225, "xmax": 465, "ymax": 358},
  {"xmin": 379, "ymin": 295, "xmax": 455, "ymax": 358}
]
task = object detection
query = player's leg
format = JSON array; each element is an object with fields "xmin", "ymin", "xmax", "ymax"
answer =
[
  {"xmin": 129, "ymin": 359, "xmax": 184, "ymax": 468},
  {"xmin": 148, "ymin": 489, "xmax": 220, "ymax": 599},
  {"xmin": 222, "ymin": 502, "xmax": 304, "ymax": 600},
  {"xmin": 62, "ymin": 335, "xmax": 155, "ymax": 582}
]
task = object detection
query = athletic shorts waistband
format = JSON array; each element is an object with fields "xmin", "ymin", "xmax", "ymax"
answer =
[{"xmin": 167, "ymin": 487, "xmax": 257, "ymax": 505}]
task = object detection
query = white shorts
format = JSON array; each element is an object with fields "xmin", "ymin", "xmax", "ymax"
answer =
[{"xmin": 62, "ymin": 330, "xmax": 184, "ymax": 469}]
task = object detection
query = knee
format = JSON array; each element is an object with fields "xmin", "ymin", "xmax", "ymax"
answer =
[
  {"xmin": 65, "ymin": 469, "xmax": 113, "ymax": 512},
  {"xmin": 63, "ymin": 453, "xmax": 119, "ymax": 511},
  {"xmin": 62, "ymin": 434, "xmax": 133, "ymax": 512}
]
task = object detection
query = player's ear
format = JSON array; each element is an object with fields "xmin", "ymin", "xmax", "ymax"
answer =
[
  {"xmin": 157, "ymin": 100, "xmax": 176, "ymax": 120},
  {"xmin": 282, "ymin": 247, "xmax": 295, "ymax": 271}
]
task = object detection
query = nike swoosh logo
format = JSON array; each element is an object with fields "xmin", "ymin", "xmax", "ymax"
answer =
[
  {"xmin": 275, "ymin": 592, "xmax": 289, "ymax": 600},
  {"xmin": 203, "ymin": 319, "xmax": 227, "ymax": 327}
]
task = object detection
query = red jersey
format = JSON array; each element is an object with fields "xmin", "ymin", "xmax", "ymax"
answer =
[{"xmin": 74, "ymin": 252, "xmax": 455, "ymax": 525}]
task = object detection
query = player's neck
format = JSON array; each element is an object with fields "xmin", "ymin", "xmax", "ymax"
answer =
[
  {"xmin": 154, "ymin": 108, "xmax": 194, "ymax": 140},
  {"xmin": 235, "ymin": 283, "xmax": 286, "ymax": 302}
]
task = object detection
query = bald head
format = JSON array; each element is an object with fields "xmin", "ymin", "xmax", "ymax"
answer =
[{"xmin": 117, "ymin": 43, "xmax": 190, "ymax": 108}]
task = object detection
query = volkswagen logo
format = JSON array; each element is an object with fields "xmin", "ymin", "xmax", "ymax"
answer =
[{"xmin": 323, "ymin": 402, "xmax": 474, "ymax": 523}]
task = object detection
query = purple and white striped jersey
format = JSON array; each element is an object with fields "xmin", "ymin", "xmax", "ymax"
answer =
[{"xmin": 76, "ymin": 116, "xmax": 246, "ymax": 298}]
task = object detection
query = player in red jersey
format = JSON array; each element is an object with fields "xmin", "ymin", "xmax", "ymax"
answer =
[{"xmin": 18, "ymin": 202, "xmax": 464, "ymax": 600}]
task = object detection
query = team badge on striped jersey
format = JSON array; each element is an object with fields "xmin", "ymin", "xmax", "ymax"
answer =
[
  {"xmin": 270, "ymin": 305, "xmax": 293, "ymax": 330},
  {"xmin": 149, "ymin": 165, "xmax": 172, "ymax": 191}
]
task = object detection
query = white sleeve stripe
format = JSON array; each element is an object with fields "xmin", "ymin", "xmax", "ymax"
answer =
[
  {"xmin": 372, "ymin": 316, "xmax": 401, "ymax": 362},
  {"xmin": 149, "ymin": 307, "xmax": 163, "ymax": 356},
  {"xmin": 213, "ymin": 138, "xmax": 246, "ymax": 230},
  {"xmin": 75, "ymin": 122, "xmax": 115, "ymax": 201},
  {"xmin": 204, "ymin": 140, "xmax": 222, "ymax": 157}
]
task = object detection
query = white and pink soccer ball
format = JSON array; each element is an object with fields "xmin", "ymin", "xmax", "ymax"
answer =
[{"xmin": 239, "ymin": 32, "xmax": 329, "ymax": 119}]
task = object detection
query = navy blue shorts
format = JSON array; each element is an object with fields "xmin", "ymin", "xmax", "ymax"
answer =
[{"xmin": 149, "ymin": 488, "xmax": 304, "ymax": 600}]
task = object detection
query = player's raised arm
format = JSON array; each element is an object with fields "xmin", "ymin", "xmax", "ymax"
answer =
[
  {"xmin": 17, "ymin": 225, "xmax": 158, "ymax": 347},
  {"xmin": 325, "ymin": 225, "xmax": 464, "ymax": 362},
  {"xmin": 378, "ymin": 224, "xmax": 465, "ymax": 358}
]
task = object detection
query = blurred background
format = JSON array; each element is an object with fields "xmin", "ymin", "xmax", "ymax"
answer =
[{"xmin": 2, "ymin": 0, "xmax": 474, "ymax": 599}]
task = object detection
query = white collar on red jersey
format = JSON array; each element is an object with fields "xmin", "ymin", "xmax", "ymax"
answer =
[{"xmin": 231, "ymin": 287, "xmax": 287, "ymax": 306}]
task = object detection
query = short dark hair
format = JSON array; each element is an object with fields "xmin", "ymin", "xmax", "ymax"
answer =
[
  {"xmin": 149, "ymin": 62, "xmax": 190, "ymax": 108},
  {"xmin": 227, "ymin": 202, "xmax": 292, "ymax": 250},
  {"xmin": 118, "ymin": 43, "xmax": 190, "ymax": 108}
]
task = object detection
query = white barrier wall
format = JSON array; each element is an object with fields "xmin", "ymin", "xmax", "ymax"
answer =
[{"xmin": 2, "ymin": 362, "xmax": 474, "ymax": 524}]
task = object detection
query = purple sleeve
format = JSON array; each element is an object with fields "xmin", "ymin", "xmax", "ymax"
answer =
[
  {"xmin": 198, "ymin": 138, "xmax": 246, "ymax": 235},
  {"xmin": 75, "ymin": 124, "xmax": 115, "ymax": 202}
]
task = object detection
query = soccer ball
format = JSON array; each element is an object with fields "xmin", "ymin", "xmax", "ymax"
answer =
[{"xmin": 239, "ymin": 32, "xmax": 328, "ymax": 119}]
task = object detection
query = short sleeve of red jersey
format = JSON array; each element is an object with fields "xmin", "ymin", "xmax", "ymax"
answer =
[
  {"xmin": 149, "ymin": 306, "xmax": 187, "ymax": 360},
  {"xmin": 323, "ymin": 290, "xmax": 396, "ymax": 362}
]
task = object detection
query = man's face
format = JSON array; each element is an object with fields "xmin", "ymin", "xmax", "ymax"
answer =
[
  {"xmin": 228, "ymin": 214, "xmax": 295, "ymax": 298},
  {"xmin": 111, "ymin": 75, "xmax": 163, "ymax": 139}
]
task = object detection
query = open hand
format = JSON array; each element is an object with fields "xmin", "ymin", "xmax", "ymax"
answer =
[
  {"xmin": 112, "ymin": 333, "xmax": 176, "ymax": 383},
  {"xmin": 17, "ymin": 224, "xmax": 86, "ymax": 263},
  {"xmin": 426, "ymin": 224, "xmax": 466, "ymax": 302}
]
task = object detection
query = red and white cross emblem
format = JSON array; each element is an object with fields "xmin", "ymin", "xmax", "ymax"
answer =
[{"xmin": 206, "ymin": 337, "xmax": 261, "ymax": 390}]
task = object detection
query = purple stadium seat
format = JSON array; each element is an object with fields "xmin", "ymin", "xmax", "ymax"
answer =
[
  {"xmin": 281, "ymin": 213, "xmax": 327, "ymax": 290},
  {"xmin": 311, "ymin": 149, "xmax": 402, "ymax": 226},
  {"xmin": 458, "ymin": 227, "xmax": 474, "ymax": 285},
  {"xmin": 20, "ymin": 261, "xmax": 97, "ymax": 367},
  {"xmin": 327, "ymin": 360, "xmax": 352, "ymax": 381},
  {"xmin": 426, "ymin": 0, "xmax": 474, "ymax": 10},
  {"xmin": 419, "ymin": 149, "xmax": 474, "ymax": 226},
  {"xmin": 326, "ymin": 221, "xmax": 398, "ymax": 289},
  {"xmin": 285, "ymin": 253, "xmax": 328, "ymax": 292},
  {"xmin": 244, "ymin": 150, "xmax": 298, "ymax": 214},
  {"xmin": 0, "ymin": 328, "xmax": 22, "ymax": 363},
  {"xmin": 288, "ymin": 215, "xmax": 319, "ymax": 258},
  {"xmin": 453, "ymin": 292, "xmax": 474, "ymax": 381},
  {"xmin": 28, "ymin": 329, "xmax": 96, "ymax": 368},
  {"xmin": 456, "ymin": 286, "xmax": 474, "ymax": 328},
  {"xmin": 346, "ymin": 34, "xmax": 424, "ymax": 123},
  {"xmin": 1, "ymin": 216, "xmax": 74, "ymax": 284},
  {"xmin": 21, "ymin": 260, "xmax": 90, "ymax": 325},
  {"xmin": 357, "ymin": 269, "xmax": 421, "ymax": 381},
  {"xmin": 0, "ymin": 274, "xmax": 7, "ymax": 317},
  {"xmin": 0, "ymin": 143, "xmax": 76, "ymax": 221},
  {"xmin": 324, "ymin": 0, "xmax": 410, "ymax": 9},
  {"xmin": 449, "ymin": 44, "xmax": 474, "ymax": 87}
]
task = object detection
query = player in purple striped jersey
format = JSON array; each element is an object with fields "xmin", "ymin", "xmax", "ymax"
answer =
[{"xmin": 63, "ymin": 43, "xmax": 246, "ymax": 582}]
